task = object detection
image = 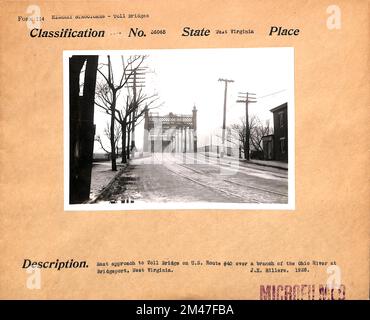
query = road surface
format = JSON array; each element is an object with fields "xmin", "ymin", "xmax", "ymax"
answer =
[{"xmin": 96, "ymin": 152, "xmax": 288, "ymax": 204}]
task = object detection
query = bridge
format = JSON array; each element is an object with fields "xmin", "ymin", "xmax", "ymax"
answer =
[{"xmin": 143, "ymin": 106, "xmax": 197, "ymax": 153}]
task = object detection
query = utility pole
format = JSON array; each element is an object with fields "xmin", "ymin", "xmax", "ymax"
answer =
[
  {"xmin": 218, "ymin": 78, "xmax": 234, "ymax": 157},
  {"xmin": 126, "ymin": 66, "xmax": 147, "ymax": 158},
  {"xmin": 237, "ymin": 92, "xmax": 257, "ymax": 161}
]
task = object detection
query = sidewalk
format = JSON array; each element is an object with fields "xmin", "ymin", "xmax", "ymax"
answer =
[
  {"xmin": 89, "ymin": 154, "xmax": 151, "ymax": 202},
  {"xmin": 89, "ymin": 160, "xmax": 126, "ymax": 201},
  {"xmin": 247, "ymin": 159, "xmax": 288, "ymax": 170},
  {"xmin": 201, "ymin": 151, "xmax": 288, "ymax": 170}
]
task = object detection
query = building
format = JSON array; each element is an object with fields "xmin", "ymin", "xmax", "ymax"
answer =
[
  {"xmin": 143, "ymin": 106, "xmax": 197, "ymax": 153},
  {"xmin": 262, "ymin": 102, "xmax": 288, "ymax": 162}
]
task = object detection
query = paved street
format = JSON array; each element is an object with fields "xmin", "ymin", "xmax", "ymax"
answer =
[{"xmin": 96, "ymin": 152, "xmax": 288, "ymax": 204}]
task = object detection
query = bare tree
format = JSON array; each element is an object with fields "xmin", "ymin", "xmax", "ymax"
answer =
[
  {"xmin": 230, "ymin": 115, "xmax": 272, "ymax": 159},
  {"xmin": 116, "ymin": 89, "xmax": 162, "ymax": 163},
  {"xmin": 94, "ymin": 122, "xmax": 122, "ymax": 157},
  {"xmin": 250, "ymin": 118, "xmax": 272, "ymax": 153},
  {"xmin": 95, "ymin": 55, "xmax": 146, "ymax": 171}
]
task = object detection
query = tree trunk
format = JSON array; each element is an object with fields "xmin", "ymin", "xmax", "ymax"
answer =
[
  {"xmin": 110, "ymin": 94, "xmax": 117, "ymax": 171},
  {"xmin": 126, "ymin": 112, "xmax": 132, "ymax": 160},
  {"xmin": 127, "ymin": 122, "xmax": 131, "ymax": 160},
  {"xmin": 121, "ymin": 121, "xmax": 127, "ymax": 163},
  {"xmin": 131, "ymin": 109, "xmax": 136, "ymax": 154}
]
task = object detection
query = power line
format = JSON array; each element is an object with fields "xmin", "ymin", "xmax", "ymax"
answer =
[{"xmin": 257, "ymin": 89, "xmax": 286, "ymax": 99}]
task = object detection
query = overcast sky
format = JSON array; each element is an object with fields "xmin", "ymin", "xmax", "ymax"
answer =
[{"xmin": 92, "ymin": 47, "xmax": 294, "ymax": 152}]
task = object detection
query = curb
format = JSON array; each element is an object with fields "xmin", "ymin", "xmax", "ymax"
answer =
[
  {"xmin": 246, "ymin": 161, "xmax": 288, "ymax": 171},
  {"xmin": 202, "ymin": 152, "xmax": 288, "ymax": 171},
  {"xmin": 86, "ymin": 164, "xmax": 128, "ymax": 204}
]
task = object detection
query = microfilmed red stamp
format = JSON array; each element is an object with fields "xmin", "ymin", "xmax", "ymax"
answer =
[{"xmin": 260, "ymin": 284, "xmax": 346, "ymax": 300}]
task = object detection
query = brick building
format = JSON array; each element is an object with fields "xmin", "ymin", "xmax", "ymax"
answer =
[{"xmin": 262, "ymin": 102, "xmax": 288, "ymax": 162}]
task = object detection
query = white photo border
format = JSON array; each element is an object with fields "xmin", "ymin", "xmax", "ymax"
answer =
[{"xmin": 63, "ymin": 48, "xmax": 295, "ymax": 211}]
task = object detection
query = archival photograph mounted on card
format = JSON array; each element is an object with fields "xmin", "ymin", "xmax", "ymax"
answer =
[
  {"xmin": 65, "ymin": 48, "xmax": 295, "ymax": 210},
  {"xmin": 1, "ymin": 0, "xmax": 368, "ymax": 301}
]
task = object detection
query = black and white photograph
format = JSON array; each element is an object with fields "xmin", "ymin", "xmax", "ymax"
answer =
[{"xmin": 64, "ymin": 48, "xmax": 294, "ymax": 210}]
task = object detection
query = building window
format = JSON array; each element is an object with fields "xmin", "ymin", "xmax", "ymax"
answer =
[
  {"xmin": 280, "ymin": 137, "xmax": 286, "ymax": 154},
  {"xmin": 279, "ymin": 111, "xmax": 284, "ymax": 128}
]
